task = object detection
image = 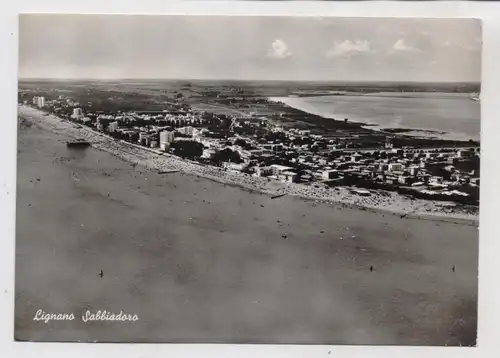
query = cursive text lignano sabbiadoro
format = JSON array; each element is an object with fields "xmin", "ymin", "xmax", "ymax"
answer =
[{"xmin": 33, "ymin": 309, "xmax": 139, "ymax": 323}]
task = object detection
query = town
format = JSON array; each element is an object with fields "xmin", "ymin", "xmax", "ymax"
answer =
[{"xmin": 19, "ymin": 86, "xmax": 480, "ymax": 206}]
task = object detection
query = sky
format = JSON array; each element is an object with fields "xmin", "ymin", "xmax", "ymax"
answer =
[{"xmin": 18, "ymin": 15, "xmax": 481, "ymax": 82}]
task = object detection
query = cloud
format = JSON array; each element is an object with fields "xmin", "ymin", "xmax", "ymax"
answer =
[
  {"xmin": 326, "ymin": 40, "xmax": 371, "ymax": 57},
  {"xmin": 391, "ymin": 39, "xmax": 420, "ymax": 53},
  {"xmin": 267, "ymin": 39, "xmax": 291, "ymax": 59}
]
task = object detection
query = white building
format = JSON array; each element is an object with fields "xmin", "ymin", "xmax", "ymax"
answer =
[
  {"xmin": 279, "ymin": 171, "xmax": 298, "ymax": 183},
  {"xmin": 409, "ymin": 166, "xmax": 419, "ymax": 176},
  {"xmin": 202, "ymin": 149, "xmax": 216, "ymax": 159},
  {"xmin": 270, "ymin": 164, "xmax": 294, "ymax": 176},
  {"xmin": 72, "ymin": 108, "xmax": 83, "ymax": 118},
  {"xmin": 223, "ymin": 162, "xmax": 245, "ymax": 172},
  {"xmin": 255, "ymin": 166, "xmax": 273, "ymax": 177},
  {"xmin": 160, "ymin": 131, "xmax": 176, "ymax": 151},
  {"xmin": 192, "ymin": 128, "xmax": 202, "ymax": 138},
  {"xmin": 388, "ymin": 163, "xmax": 404, "ymax": 172},
  {"xmin": 36, "ymin": 96, "xmax": 45, "ymax": 108},
  {"xmin": 108, "ymin": 121, "xmax": 119, "ymax": 133},
  {"xmin": 177, "ymin": 126, "xmax": 194, "ymax": 136}
]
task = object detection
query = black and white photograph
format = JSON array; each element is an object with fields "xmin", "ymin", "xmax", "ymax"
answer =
[{"xmin": 15, "ymin": 15, "xmax": 480, "ymax": 346}]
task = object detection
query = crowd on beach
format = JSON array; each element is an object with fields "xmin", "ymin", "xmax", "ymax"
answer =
[{"xmin": 19, "ymin": 105, "xmax": 479, "ymax": 224}]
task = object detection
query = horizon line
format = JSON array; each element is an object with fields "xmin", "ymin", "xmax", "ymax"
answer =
[{"xmin": 18, "ymin": 77, "xmax": 481, "ymax": 85}]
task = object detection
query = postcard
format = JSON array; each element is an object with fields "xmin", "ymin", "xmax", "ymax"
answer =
[{"xmin": 16, "ymin": 14, "xmax": 480, "ymax": 345}]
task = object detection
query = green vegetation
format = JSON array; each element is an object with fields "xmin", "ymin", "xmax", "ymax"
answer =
[{"xmin": 170, "ymin": 140, "xmax": 204, "ymax": 159}]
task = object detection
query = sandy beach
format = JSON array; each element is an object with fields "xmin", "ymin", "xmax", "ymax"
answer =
[
  {"xmin": 15, "ymin": 105, "xmax": 478, "ymax": 345},
  {"xmin": 17, "ymin": 105, "xmax": 479, "ymax": 224}
]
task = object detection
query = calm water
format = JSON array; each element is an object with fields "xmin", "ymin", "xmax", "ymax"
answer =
[{"xmin": 270, "ymin": 92, "xmax": 480, "ymax": 141}]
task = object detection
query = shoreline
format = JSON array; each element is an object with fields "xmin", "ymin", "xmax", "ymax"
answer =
[
  {"xmin": 268, "ymin": 94, "xmax": 480, "ymax": 142},
  {"xmin": 18, "ymin": 105, "xmax": 479, "ymax": 225}
]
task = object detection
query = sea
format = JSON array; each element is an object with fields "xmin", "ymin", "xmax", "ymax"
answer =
[{"xmin": 269, "ymin": 92, "xmax": 480, "ymax": 141}]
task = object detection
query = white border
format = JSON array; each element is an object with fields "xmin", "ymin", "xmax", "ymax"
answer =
[{"xmin": 1, "ymin": 1, "xmax": 498, "ymax": 358}]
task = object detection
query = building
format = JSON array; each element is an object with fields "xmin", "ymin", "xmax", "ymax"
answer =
[
  {"xmin": 388, "ymin": 163, "xmax": 404, "ymax": 172},
  {"xmin": 385, "ymin": 175, "xmax": 398, "ymax": 184},
  {"xmin": 223, "ymin": 162, "xmax": 245, "ymax": 172},
  {"xmin": 177, "ymin": 126, "xmax": 194, "ymax": 136},
  {"xmin": 255, "ymin": 166, "xmax": 273, "ymax": 177},
  {"xmin": 470, "ymin": 178, "xmax": 480, "ymax": 185},
  {"xmin": 192, "ymin": 128, "xmax": 202, "ymax": 138},
  {"xmin": 96, "ymin": 115, "xmax": 112, "ymax": 131},
  {"xmin": 409, "ymin": 166, "xmax": 419, "ymax": 176},
  {"xmin": 398, "ymin": 175, "xmax": 411, "ymax": 185},
  {"xmin": 457, "ymin": 149, "xmax": 474, "ymax": 158},
  {"xmin": 72, "ymin": 108, "xmax": 83, "ymax": 118},
  {"xmin": 108, "ymin": 121, "xmax": 119, "ymax": 133},
  {"xmin": 378, "ymin": 164, "xmax": 388, "ymax": 172},
  {"xmin": 351, "ymin": 154, "xmax": 362, "ymax": 162},
  {"xmin": 139, "ymin": 132, "xmax": 148, "ymax": 145},
  {"xmin": 271, "ymin": 144, "xmax": 284, "ymax": 153},
  {"xmin": 279, "ymin": 171, "xmax": 298, "ymax": 183},
  {"xmin": 270, "ymin": 164, "xmax": 294, "ymax": 176},
  {"xmin": 159, "ymin": 131, "xmax": 176, "ymax": 151},
  {"xmin": 385, "ymin": 137, "xmax": 394, "ymax": 149},
  {"xmin": 36, "ymin": 96, "xmax": 45, "ymax": 108},
  {"xmin": 202, "ymin": 149, "xmax": 216, "ymax": 159},
  {"xmin": 322, "ymin": 169, "xmax": 339, "ymax": 180}
]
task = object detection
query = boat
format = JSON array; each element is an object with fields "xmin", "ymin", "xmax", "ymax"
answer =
[
  {"xmin": 271, "ymin": 193, "xmax": 287, "ymax": 200},
  {"xmin": 67, "ymin": 139, "xmax": 91, "ymax": 148},
  {"xmin": 157, "ymin": 170, "xmax": 179, "ymax": 175}
]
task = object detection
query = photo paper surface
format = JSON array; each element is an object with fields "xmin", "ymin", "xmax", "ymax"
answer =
[{"xmin": 16, "ymin": 15, "xmax": 480, "ymax": 345}]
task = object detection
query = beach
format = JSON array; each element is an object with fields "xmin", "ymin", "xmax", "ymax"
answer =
[
  {"xmin": 15, "ymin": 106, "xmax": 478, "ymax": 345},
  {"xmin": 17, "ymin": 105, "xmax": 479, "ymax": 224}
]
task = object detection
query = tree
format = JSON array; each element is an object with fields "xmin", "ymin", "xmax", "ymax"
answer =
[
  {"xmin": 234, "ymin": 138, "xmax": 247, "ymax": 147},
  {"xmin": 170, "ymin": 140, "xmax": 203, "ymax": 159},
  {"xmin": 211, "ymin": 148, "xmax": 243, "ymax": 166}
]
